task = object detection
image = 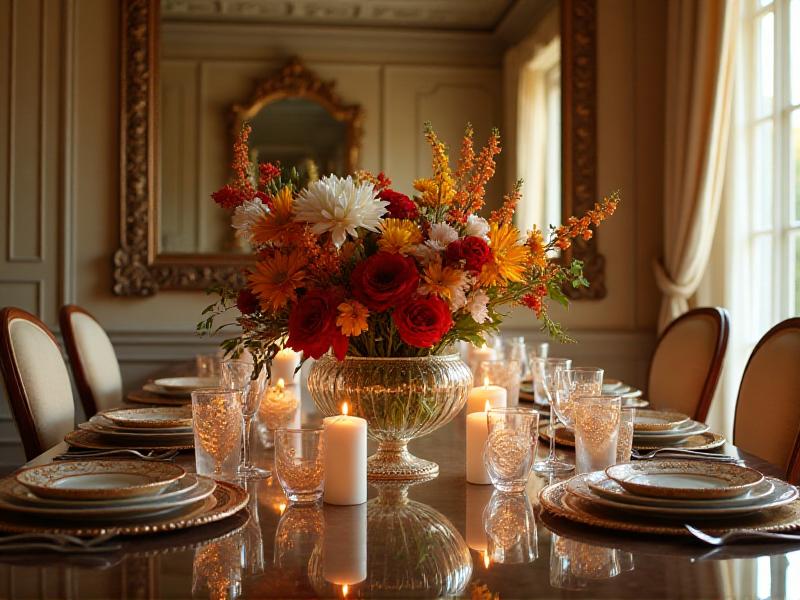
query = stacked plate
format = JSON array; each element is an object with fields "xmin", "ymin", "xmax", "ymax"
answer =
[
  {"xmin": 74, "ymin": 407, "xmax": 194, "ymax": 450},
  {"xmin": 0, "ymin": 461, "xmax": 217, "ymax": 522},
  {"xmin": 561, "ymin": 460, "xmax": 798, "ymax": 520},
  {"xmin": 632, "ymin": 409, "xmax": 724, "ymax": 451},
  {"xmin": 602, "ymin": 378, "xmax": 647, "ymax": 408},
  {"xmin": 129, "ymin": 377, "xmax": 218, "ymax": 406}
]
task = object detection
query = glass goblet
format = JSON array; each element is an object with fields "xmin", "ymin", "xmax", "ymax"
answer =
[
  {"xmin": 483, "ymin": 407, "xmax": 539, "ymax": 492},
  {"xmin": 530, "ymin": 357, "xmax": 573, "ymax": 474},
  {"xmin": 221, "ymin": 359, "xmax": 269, "ymax": 480},
  {"xmin": 551, "ymin": 367, "xmax": 604, "ymax": 428}
]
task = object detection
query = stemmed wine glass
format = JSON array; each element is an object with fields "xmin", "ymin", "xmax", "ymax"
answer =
[
  {"xmin": 221, "ymin": 359, "xmax": 269, "ymax": 480},
  {"xmin": 551, "ymin": 367, "xmax": 604, "ymax": 429},
  {"xmin": 530, "ymin": 357, "xmax": 573, "ymax": 474}
]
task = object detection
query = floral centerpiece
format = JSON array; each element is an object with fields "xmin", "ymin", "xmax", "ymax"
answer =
[{"xmin": 200, "ymin": 122, "xmax": 618, "ymax": 479}]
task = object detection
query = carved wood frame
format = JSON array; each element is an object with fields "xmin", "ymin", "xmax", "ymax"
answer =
[{"xmin": 114, "ymin": 0, "xmax": 602, "ymax": 297}]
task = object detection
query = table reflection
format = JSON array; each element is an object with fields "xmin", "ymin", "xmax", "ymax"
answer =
[
  {"xmin": 484, "ymin": 491, "xmax": 538, "ymax": 565},
  {"xmin": 549, "ymin": 533, "xmax": 635, "ymax": 590}
]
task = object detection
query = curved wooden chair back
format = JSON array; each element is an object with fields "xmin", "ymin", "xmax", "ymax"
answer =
[
  {"xmin": 734, "ymin": 318, "xmax": 800, "ymax": 484},
  {"xmin": 0, "ymin": 307, "xmax": 75, "ymax": 460},
  {"xmin": 59, "ymin": 305, "xmax": 123, "ymax": 417},
  {"xmin": 647, "ymin": 307, "xmax": 730, "ymax": 423}
]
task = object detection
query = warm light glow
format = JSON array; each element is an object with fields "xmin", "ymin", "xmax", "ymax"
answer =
[
  {"xmin": 484, "ymin": 400, "xmax": 491, "ymax": 412},
  {"xmin": 483, "ymin": 376, "xmax": 490, "ymax": 387},
  {"xmin": 342, "ymin": 584, "xmax": 349, "ymax": 597},
  {"xmin": 277, "ymin": 377, "xmax": 285, "ymax": 389},
  {"xmin": 342, "ymin": 402, "xmax": 349, "ymax": 416},
  {"xmin": 483, "ymin": 551, "xmax": 491, "ymax": 569},
  {"xmin": 278, "ymin": 502, "xmax": 286, "ymax": 515}
]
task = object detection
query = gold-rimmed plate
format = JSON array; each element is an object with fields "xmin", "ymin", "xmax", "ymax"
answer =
[
  {"xmin": 16, "ymin": 460, "xmax": 186, "ymax": 501},
  {"xmin": 85, "ymin": 414, "xmax": 191, "ymax": 434},
  {"xmin": 633, "ymin": 409, "xmax": 691, "ymax": 432},
  {"xmin": 65, "ymin": 429, "xmax": 194, "ymax": 451},
  {"xmin": 0, "ymin": 480, "xmax": 248, "ymax": 537},
  {"xmin": 102, "ymin": 407, "xmax": 193, "ymax": 429},
  {"xmin": 605, "ymin": 460, "xmax": 764, "ymax": 500}
]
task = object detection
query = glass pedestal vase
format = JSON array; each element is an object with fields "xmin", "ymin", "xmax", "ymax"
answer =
[{"xmin": 308, "ymin": 354, "xmax": 472, "ymax": 481}]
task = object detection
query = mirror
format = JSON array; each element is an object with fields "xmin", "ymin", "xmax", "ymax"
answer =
[{"xmin": 115, "ymin": 0, "xmax": 600, "ymax": 297}]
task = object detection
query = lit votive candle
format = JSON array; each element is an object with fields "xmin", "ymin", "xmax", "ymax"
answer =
[
  {"xmin": 272, "ymin": 348, "xmax": 301, "ymax": 384},
  {"xmin": 467, "ymin": 378, "xmax": 507, "ymax": 415},
  {"xmin": 466, "ymin": 401, "xmax": 492, "ymax": 484},
  {"xmin": 323, "ymin": 403, "xmax": 367, "ymax": 505},
  {"xmin": 323, "ymin": 503, "xmax": 367, "ymax": 588},
  {"xmin": 261, "ymin": 378, "xmax": 300, "ymax": 431}
]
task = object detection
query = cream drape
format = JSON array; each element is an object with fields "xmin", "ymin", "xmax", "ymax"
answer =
[{"xmin": 654, "ymin": 0, "xmax": 739, "ymax": 332}]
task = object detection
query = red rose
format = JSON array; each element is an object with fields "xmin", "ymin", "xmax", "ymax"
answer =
[
  {"xmin": 392, "ymin": 295, "xmax": 453, "ymax": 348},
  {"xmin": 236, "ymin": 287, "xmax": 260, "ymax": 315},
  {"xmin": 287, "ymin": 289, "xmax": 349, "ymax": 360},
  {"xmin": 351, "ymin": 252, "xmax": 419, "ymax": 312},
  {"xmin": 460, "ymin": 236, "xmax": 492, "ymax": 272},
  {"xmin": 379, "ymin": 189, "xmax": 418, "ymax": 220}
]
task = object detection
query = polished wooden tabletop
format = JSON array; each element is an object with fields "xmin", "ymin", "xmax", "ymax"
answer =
[{"xmin": 4, "ymin": 407, "xmax": 800, "ymax": 599}]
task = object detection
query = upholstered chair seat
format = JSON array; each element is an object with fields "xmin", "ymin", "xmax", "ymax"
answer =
[
  {"xmin": 59, "ymin": 305, "xmax": 123, "ymax": 417},
  {"xmin": 0, "ymin": 308, "xmax": 75, "ymax": 460},
  {"xmin": 647, "ymin": 307, "xmax": 730, "ymax": 423}
]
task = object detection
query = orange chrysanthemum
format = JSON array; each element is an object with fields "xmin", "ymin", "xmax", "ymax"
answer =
[
  {"xmin": 336, "ymin": 300, "xmax": 369, "ymax": 336},
  {"xmin": 478, "ymin": 222, "xmax": 531, "ymax": 286},
  {"xmin": 249, "ymin": 250, "xmax": 306, "ymax": 312},
  {"xmin": 251, "ymin": 186, "xmax": 296, "ymax": 245},
  {"xmin": 378, "ymin": 219, "xmax": 423, "ymax": 255}
]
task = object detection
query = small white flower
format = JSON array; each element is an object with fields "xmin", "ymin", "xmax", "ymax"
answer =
[
  {"xmin": 411, "ymin": 243, "xmax": 440, "ymax": 265},
  {"xmin": 426, "ymin": 222, "xmax": 459, "ymax": 251},
  {"xmin": 464, "ymin": 215, "xmax": 490, "ymax": 240},
  {"xmin": 294, "ymin": 175, "xmax": 388, "ymax": 247},
  {"xmin": 466, "ymin": 289, "xmax": 490, "ymax": 324},
  {"xmin": 231, "ymin": 198, "xmax": 270, "ymax": 243}
]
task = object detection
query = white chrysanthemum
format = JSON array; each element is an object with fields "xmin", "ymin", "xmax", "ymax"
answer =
[
  {"xmin": 464, "ymin": 215, "xmax": 490, "ymax": 240},
  {"xmin": 466, "ymin": 289, "xmax": 490, "ymax": 324},
  {"xmin": 411, "ymin": 243, "xmax": 440, "ymax": 265},
  {"xmin": 425, "ymin": 222, "xmax": 459, "ymax": 251},
  {"xmin": 294, "ymin": 175, "xmax": 388, "ymax": 247},
  {"xmin": 231, "ymin": 199, "xmax": 270, "ymax": 243}
]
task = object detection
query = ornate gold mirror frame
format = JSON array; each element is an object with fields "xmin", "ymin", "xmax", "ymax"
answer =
[{"xmin": 114, "ymin": 0, "xmax": 602, "ymax": 298}]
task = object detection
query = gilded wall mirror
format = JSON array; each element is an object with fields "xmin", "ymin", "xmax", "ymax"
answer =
[{"xmin": 115, "ymin": 0, "xmax": 602, "ymax": 298}]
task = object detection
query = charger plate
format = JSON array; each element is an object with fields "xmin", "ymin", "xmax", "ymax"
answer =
[
  {"xmin": 0, "ymin": 480, "xmax": 247, "ymax": 537},
  {"xmin": 539, "ymin": 480, "xmax": 800, "ymax": 536},
  {"xmin": 65, "ymin": 429, "xmax": 194, "ymax": 451},
  {"xmin": 539, "ymin": 423, "xmax": 726, "ymax": 451}
]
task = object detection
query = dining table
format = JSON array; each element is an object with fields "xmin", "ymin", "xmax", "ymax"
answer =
[{"xmin": 3, "ymin": 404, "xmax": 800, "ymax": 599}]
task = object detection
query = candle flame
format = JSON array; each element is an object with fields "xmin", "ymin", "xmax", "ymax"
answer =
[
  {"xmin": 483, "ymin": 551, "xmax": 490, "ymax": 569},
  {"xmin": 277, "ymin": 377, "xmax": 285, "ymax": 389},
  {"xmin": 342, "ymin": 402, "xmax": 349, "ymax": 416},
  {"xmin": 278, "ymin": 502, "xmax": 286, "ymax": 515},
  {"xmin": 483, "ymin": 376, "xmax": 490, "ymax": 387},
  {"xmin": 342, "ymin": 584, "xmax": 349, "ymax": 597},
  {"xmin": 484, "ymin": 399, "xmax": 491, "ymax": 412}
]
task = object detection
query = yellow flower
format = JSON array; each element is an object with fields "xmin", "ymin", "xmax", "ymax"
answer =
[
  {"xmin": 478, "ymin": 222, "xmax": 531, "ymax": 286},
  {"xmin": 420, "ymin": 259, "xmax": 469, "ymax": 308},
  {"xmin": 249, "ymin": 250, "xmax": 306, "ymax": 312},
  {"xmin": 413, "ymin": 125, "xmax": 456, "ymax": 207},
  {"xmin": 378, "ymin": 219, "xmax": 423, "ymax": 255},
  {"xmin": 527, "ymin": 226, "xmax": 547, "ymax": 270},
  {"xmin": 336, "ymin": 300, "xmax": 369, "ymax": 336},
  {"xmin": 251, "ymin": 186, "xmax": 296, "ymax": 245}
]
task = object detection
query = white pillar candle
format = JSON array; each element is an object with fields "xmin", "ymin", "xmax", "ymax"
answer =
[
  {"xmin": 466, "ymin": 408, "xmax": 492, "ymax": 484},
  {"xmin": 272, "ymin": 348, "xmax": 301, "ymax": 384},
  {"xmin": 323, "ymin": 403, "xmax": 367, "ymax": 505},
  {"xmin": 323, "ymin": 504, "xmax": 367, "ymax": 586},
  {"xmin": 466, "ymin": 483, "xmax": 494, "ymax": 552},
  {"xmin": 466, "ymin": 379, "xmax": 507, "ymax": 415}
]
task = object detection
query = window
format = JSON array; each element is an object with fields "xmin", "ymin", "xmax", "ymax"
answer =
[{"xmin": 744, "ymin": 0, "xmax": 800, "ymax": 338}]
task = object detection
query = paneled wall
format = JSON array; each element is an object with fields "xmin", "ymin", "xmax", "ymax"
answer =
[{"xmin": 0, "ymin": 0, "xmax": 667, "ymax": 468}]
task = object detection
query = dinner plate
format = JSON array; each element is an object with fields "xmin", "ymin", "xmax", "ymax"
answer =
[
  {"xmin": 87, "ymin": 414, "xmax": 191, "ymax": 434},
  {"xmin": 102, "ymin": 407, "xmax": 193, "ymax": 429},
  {"xmin": 65, "ymin": 429, "xmax": 194, "ymax": 451},
  {"xmin": 605, "ymin": 460, "xmax": 764, "ymax": 499},
  {"xmin": 566, "ymin": 474, "xmax": 797, "ymax": 518},
  {"xmin": 0, "ymin": 476, "xmax": 216, "ymax": 519},
  {"xmin": 4, "ymin": 473, "xmax": 201, "ymax": 508},
  {"xmin": 633, "ymin": 431, "xmax": 727, "ymax": 451},
  {"xmin": 128, "ymin": 389, "xmax": 190, "ymax": 406},
  {"xmin": 602, "ymin": 381, "xmax": 625, "ymax": 393},
  {"xmin": 585, "ymin": 472, "xmax": 776, "ymax": 508},
  {"xmin": 78, "ymin": 421, "xmax": 194, "ymax": 443},
  {"xmin": 622, "ymin": 397, "xmax": 649, "ymax": 409},
  {"xmin": 142, "ymin": 383, "xmax": 192, "ymax": 398},
  {"xmin": 153, "ymin": 377, "xmax": 218, "ymax": 392},
  {"xmin": 621, "ymin": 388, "xmax": 643, "ymax": 399},
  {"xmin": 633, "ymin": 410, "xmax": 691, "ymax": 432},
  {"xmin": 15, "ymin": 460, "xmax": 186, "ymax": 501},
  {"xmin": 633, "ymin": 420, "xmax": 710, "ymax": 442}
]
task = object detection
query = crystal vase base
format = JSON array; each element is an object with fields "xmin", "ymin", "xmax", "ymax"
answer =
[{"xmin": 367, "ymin": 440, "xmax": 439, "ymax": 481}]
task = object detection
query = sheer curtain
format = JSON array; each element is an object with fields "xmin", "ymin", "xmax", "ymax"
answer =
[{"xmin": 654, "ymin": 0, "xmax": 739, "ymax": 332}]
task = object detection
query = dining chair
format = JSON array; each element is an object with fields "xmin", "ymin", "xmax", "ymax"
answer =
[
  {"xmin": 733, "ymin": 318, "xmax": 800, "ymax": 484},
  {"xmin": 647, "ymin": 307, "xmax": 730, "ymax": 423},
  {"xmin": 0, "ymin": 307, "xmax": 75, "ymax": 460},
  {"xmin": 59, "ymin": 304, "xmax": 123, "ymax": 417}
]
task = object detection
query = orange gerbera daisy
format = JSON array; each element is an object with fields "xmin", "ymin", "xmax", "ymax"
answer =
[
  {"xmin": 249, "ymin": 250, "xmax": 306, "ymax": 312},
  {"xmin": 336, "ymin": 300, "xmax": 369, "ymax": 336},
  {"xmin": 251, "ymin": 186, "xmax": 296, "ymax": 245},
  {"xmin": 477, "ymin": 222, "xmax": 531, "ymax": 287}
]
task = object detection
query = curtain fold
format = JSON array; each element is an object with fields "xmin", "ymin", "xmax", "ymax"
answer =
[{"xmin": 655, "ymin": 0, "xmax": 739, "ymax": 332}]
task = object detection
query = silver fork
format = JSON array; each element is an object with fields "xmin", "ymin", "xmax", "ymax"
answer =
[
  {"xmin": 632, "ymin": 448, "xmax": 739, "ymax": 461},
  {"xmin": 54, "ymin": 449, "xmax": 179, "ymax": 461},
  {"xmin": 686, "ymin": 524, "xmax": 800, "ymax": 545}
]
